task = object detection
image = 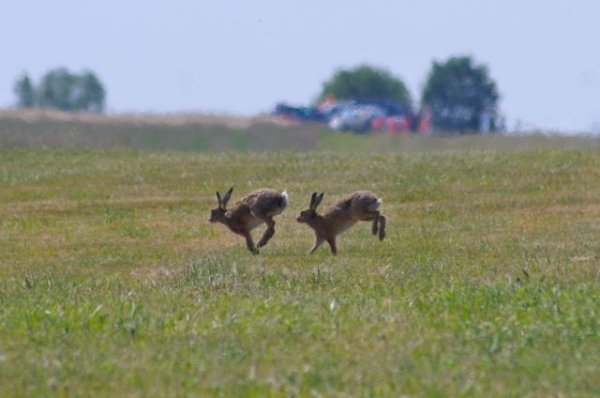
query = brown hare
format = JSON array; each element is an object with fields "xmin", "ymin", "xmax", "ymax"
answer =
[
  {"xmin": 297, "ymin": 191, "xmax": 386, "ymax": 255},
  {"xmin": 209, "ymin": 187, "xmax": 288, "ymax": 254}
]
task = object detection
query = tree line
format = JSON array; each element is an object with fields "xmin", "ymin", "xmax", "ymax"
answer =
[
  {"xmin": 14, "ymin": 68, "xmax": 106, "ymax": 113},
  {"xmin": 319, "ymin": 55, "xmax": 500, "ymax": 132},
  {"xmin": 13, "ymin": 55, "xmax": 500, "ymax": 132}
]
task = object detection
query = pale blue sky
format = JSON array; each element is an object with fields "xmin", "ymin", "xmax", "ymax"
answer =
[{"xmin": 2, "ymin": 0, "xmax": 599, "ymax": 132}]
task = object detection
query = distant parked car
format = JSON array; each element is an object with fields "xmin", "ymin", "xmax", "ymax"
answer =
[
  {"xmin": 272, "ymin": 99, "xmax": 417, "ymax": 134},
  {"xmin": 272, "ymin": 103, "xmax": 327, "ymax": 123},
  {"xmin": 328, "ymin": 104, "xmax": 386, "ymax": 133}
]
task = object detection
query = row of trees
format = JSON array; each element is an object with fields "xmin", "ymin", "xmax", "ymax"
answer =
[
  {"xmin": 13, "ymin": 57, "xmax": 498, "ymax": 132},
  {"xmin": 319, "ymin": 56, "xmax": 500, "ymax": 132},
  {"xmin": 14, "ymin": 68, "xmax": 106, "ymax": 113}
]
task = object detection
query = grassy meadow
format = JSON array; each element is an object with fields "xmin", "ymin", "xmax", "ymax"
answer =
[{"xmin": 0, "ymin": 115, "xmax": 599, "ymax": 396}]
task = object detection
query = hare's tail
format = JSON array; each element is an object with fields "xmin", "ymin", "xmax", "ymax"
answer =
[
  {"xmin": 368, "ymin": 197, "xmax": 382, "ymax": 211},
  {"xmin": 280, "ymin": 191, "xmax": 289, "ymax": 209}
]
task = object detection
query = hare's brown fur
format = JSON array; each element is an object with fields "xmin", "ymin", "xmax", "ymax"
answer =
[
  {"xmin": 209, "ymin": 187, "xmax": 288, "ymax": 254},
  {"xmin": 297, "ymin": 191, "xmax": 386, "ymax": 255}
]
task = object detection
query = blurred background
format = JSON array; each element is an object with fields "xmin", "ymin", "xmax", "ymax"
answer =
[{"xmin": 1, "ymin": 0, "xmax": 599, "ymax": 140}]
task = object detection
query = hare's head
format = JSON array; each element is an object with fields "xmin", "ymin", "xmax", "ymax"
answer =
[
  {"xmin": 209, "ymin": 187, "xmax": 233, "ymax": 223},
  {"xmin": 297, "ymin": 192, "xmax": 324, "ymax": 223}
]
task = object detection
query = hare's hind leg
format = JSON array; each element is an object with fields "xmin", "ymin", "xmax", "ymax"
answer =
[
  {"xmin": 377, "ymin": 214, "xmax": 386, "ymax": 241},
  {"xmin": 364, "ymin": 211, "xmax": 385, "ymax": 240},
  {"xmin": 256, "ymin": 217, "xmax": 276, "ymax": 248},
  {"xmin": 361, "ymin": 211, "xmax": 379, "ymax": 235},
  {"xmin": 326, "ymin": 237, "xmax": 337, "ymax": 255}
]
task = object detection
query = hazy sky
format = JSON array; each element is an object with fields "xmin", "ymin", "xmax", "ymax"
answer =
[{"xmin": 2, "ymin": 0, "xmax": 599, "ymax": 132}]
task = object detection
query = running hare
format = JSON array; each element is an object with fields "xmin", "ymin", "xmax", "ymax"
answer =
[
  {"xmin": 297, "ymin": 191, "xmax": 386, "ymax": 255},
  {"xmin": 209, "ymin": 187, "xmax": 288, "ymax": 254}
]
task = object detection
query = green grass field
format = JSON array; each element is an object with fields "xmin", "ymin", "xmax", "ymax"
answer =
[{"xmin": 1, "ymin": 144, "xmax": 599, "ymax": 396}]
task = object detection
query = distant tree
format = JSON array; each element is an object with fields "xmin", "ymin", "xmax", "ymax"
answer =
[
  {"xmin": 14, "ymin": 68, "xmax": 106, "ymax": 113},
  {"xmin": 421, "ymin": 56, "xmax": 499, "ymax": 132},
  {"xmin": 74, "ymin": 71, "xmax": 106, "ymax": 112},
  {"xmin": 37, "ymin": 68, "xmax": 78, "ymax": 111},
  {"xmin": 319, "ymin": 65, "xmax": 412, "ymax": 108},
  {"xmin": 14, "ymin": 73, "xmax": 36, "ymax": 108}
]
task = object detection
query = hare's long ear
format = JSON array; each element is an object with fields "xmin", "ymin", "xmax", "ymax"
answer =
[
  {"xmin": 216, "ymin": 191, "xmax": 222, "ymax": 207},
  {"xmin": 309, "ymin": 192, "xmax": 318, "ymax": 209},
  {"xmin": 221, "ymin": 187, "xmax": 233, "ymax": 208},
  {"xmin": 314, "ymin": 192, "xmax": 324, "ymax": 209}
]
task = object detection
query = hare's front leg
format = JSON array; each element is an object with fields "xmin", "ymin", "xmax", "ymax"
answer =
[
  {"xmin": 310, "ymin": 236, "xmax": 324, "ymax": 254},
  {"xmin": 257, "ymin": 218, "xmax": 275, "ymax": 248},
  {"xmin": 242, "ymin": 230, "xmax": 259, "ymax": 254}
]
